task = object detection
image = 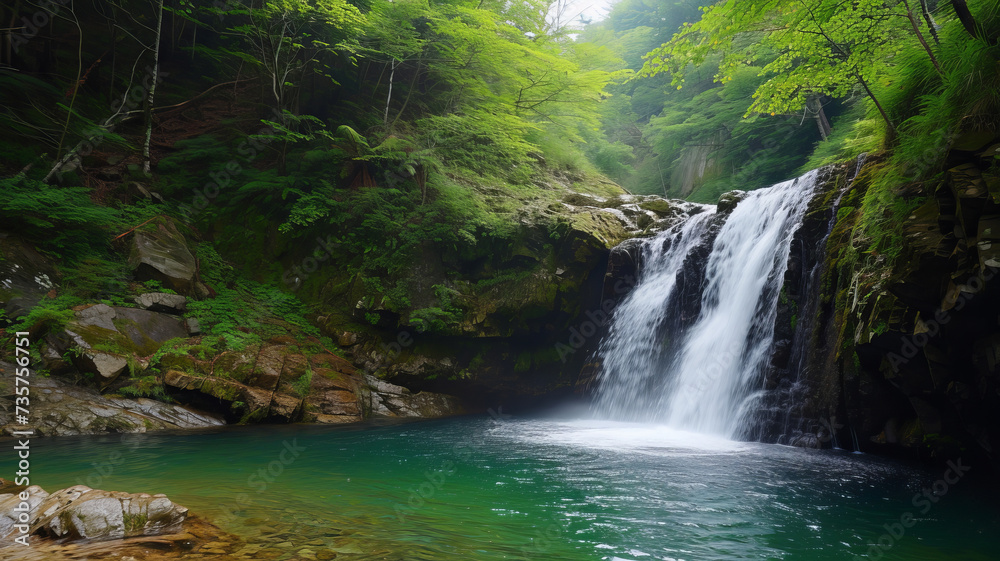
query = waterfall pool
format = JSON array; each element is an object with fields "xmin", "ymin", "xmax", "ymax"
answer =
[{"xmin": 5, "ymin": 415, "xmax": 997, "ymax": 560}]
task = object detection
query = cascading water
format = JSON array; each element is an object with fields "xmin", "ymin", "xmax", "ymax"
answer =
[{"xmin": 594, "ymin": 170, "xmax": 821, "ymax": 439}]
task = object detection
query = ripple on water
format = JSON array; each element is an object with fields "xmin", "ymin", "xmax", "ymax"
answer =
[{"xmin": 4, "ymin": 418, "xmax": 999, "ymax": 560}]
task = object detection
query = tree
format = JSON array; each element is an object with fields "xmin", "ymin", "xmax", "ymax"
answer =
[
  {"xmin": 224, "ymin": 0, "xmax": 364, "ymax": 114},
  {"xmin": 641, "ymin": 0, "xmax": 945, "ymax": 131}
]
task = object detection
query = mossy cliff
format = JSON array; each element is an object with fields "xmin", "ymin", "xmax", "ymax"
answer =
[
  {"xmin": 757, "ymin": 136, "xmax": 1000, "ymax": 464},
  {"xmin": 1, "ymin": 146, "xmax": 694, "ymax": 433}
]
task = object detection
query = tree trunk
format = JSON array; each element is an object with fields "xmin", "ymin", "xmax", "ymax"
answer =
[
  {"xmin": 919, "ymin": 0, "xmax": 940, "ymax": 43},
  {"xmin": 384, "ymin": 58, "xmax": 396, "ymax": 128},
  {"xmin": 951, "ymin": 0, "xmax": 979, "ymax": 39},
  {"xmin": 809, "ymin": 97, "xmax": 832, "ymax": 141},
  {"xmin": 855, "ymin": 73, "xmax": 895, "ymax": 134},
  {"xmin": 902, "ymin": 0, "xmax": 943, "ymax": 75},
  {"xmin": 55, "ymin": 1, "xmax": 84, "ymax": 169},
  {"xmin": 142, "ymin": 0, "xmax": 164, "ymax": 176},
  {"xmin": 392, "ymin": 59, "xmax": 423, "ymax": 128}
]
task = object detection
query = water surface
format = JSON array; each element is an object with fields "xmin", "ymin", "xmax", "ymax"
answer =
[{"xmin": 4, "ymin": 416, "xmax": 997, "ymax": 560}]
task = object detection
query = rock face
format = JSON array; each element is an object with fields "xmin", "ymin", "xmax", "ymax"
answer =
[
  {"xmin": 158, "ymin": 338, "xmax": 463, "ymax": 424},
  {"xmin": 279, "ymin": 178, "xmax": 700, "ymax": 408},
  {"xmin": 737, "ymin": 141, "xmax": 1000, "ymax": 464},
  {"xmin": 0, "ymin": 369, "xmax": 224, "ymax": 436},
  {"xmin": 0, "ymin": 236, "xmax": 59, "ymax": 322},
  {"xmin": 360, "ymin": 374, "xmax": 464, "ymax": 417}
]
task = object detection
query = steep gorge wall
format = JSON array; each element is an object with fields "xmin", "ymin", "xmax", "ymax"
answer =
[
  {"xmin": 770, "ymin": 140, "xmax": 1000, "ymax": 466},
  {"xmin": 595, "ymin": 140, "xmax": 1000, "ymax": 467}
]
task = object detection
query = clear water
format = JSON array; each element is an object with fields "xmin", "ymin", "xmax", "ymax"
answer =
[
  {"xmin": 595, "ymin": 171, "xmax": 820, "ymax": 438},
  {"xmin": 5, "ymin": 416, "xmax": 997, "ymax": 560}
]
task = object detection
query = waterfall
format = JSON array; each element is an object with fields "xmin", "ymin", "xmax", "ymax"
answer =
[{"xmin": 594, "ymin": 170, "xmax": 821, "ymax": 439}]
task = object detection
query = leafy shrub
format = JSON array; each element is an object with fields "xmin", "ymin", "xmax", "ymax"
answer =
[{"xmin": 0, "ymin": 176, "xmax": 118, "ymax": 262}]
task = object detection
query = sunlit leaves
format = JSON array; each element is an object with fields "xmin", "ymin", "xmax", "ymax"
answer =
[{"xmin": 642, "ymin": 0, "xmax": 913, "ymax": 118}]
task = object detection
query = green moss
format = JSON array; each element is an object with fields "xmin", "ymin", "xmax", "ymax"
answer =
[
  {"xmin": 122, "ymin": 512, "xmax": 148, "ymax": 533},
  {"xmin": 292, "ymin": 369, "xmax": 314, "ymax": 397}
]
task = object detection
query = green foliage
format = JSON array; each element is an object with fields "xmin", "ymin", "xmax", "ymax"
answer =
[
  {"xmin": 65, "ymin": 257, "xmax": 132, "ymax": 301},
  {"xmin": 409, "ymin": 285, "xmax": 463, "ymax": 332},
  {"xmin": 7, "ymin": 294, "xmax": 77, "ymax": 335},
  {"xmin": 215, "ymin": 0, "xmax": 364, "ymax": 112},
  {"xmin": 291, "ymin": 369, "xmax": 314, "ymax": 397},
  {"xmin": 644, "ymin": 0, "xmax": 911, "ymax": 120},
  {"xmin": 118, "ymin": 376, "xmax": 167, "ymax": 400},
  {"xmin": 853, "ymin": 164, "xmax": 928, "ymax": 264},
  {"xmin": 0, "ymin": 176, "xmax": 118, "ymax": 262},
  {"xmin": 417, "ymin": 112, "xmax": 536, "ymax": 184},
  {"xmin": 187, "ymin": 243, "xmax": 318, "ymax": 349}
]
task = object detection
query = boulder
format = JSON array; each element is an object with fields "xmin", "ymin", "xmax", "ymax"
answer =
[
  {"xmin": 134, "ymin": 292, "xmax": 187, "ymax": 314},
  {"xmin": 717, "ymin": 190, "xmax": 748, "ymax": 215},
  {"xmin": 128, "ymin": 219, "xmax": 197, "ymax": 295},
  {"xmin": 0, "ymin": 483, "xmax": 187, "ymax": 543},
  {"xmin": 76, "ymin": 352, "xmax": 129, "ymax": 384},
  {"xmin": 52, "ymin": 305, "xmax": 188, "ymax": 385},
  {"xmin": 113, "ymin": 307, "xmax": 188, "ymax": 351}
]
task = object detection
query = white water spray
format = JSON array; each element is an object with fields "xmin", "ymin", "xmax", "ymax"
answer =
[{"xmin": 594, "ymin": 171, "xmax": 821, "ymax": 438}]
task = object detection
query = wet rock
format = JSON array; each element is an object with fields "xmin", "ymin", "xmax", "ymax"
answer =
[
  {"xmin": 788, "ymin": 433, "xmax": 821, "ymax": 449},
  {"xmin": 717, "ymin": 190, "xmax": 748, "ymax": 215},
  {"xmin": 976, "ymin": 215, "xmax": 1000, "ymax": 269},
  {"xmin": 0, "ymin": 481, "xmax": 234, "ymax": 559},
  {"xmin": 562, "ymin": 192, "xmax": 605, "ymax": 207},
  {"xmin": 0, "ymin": 483, "xmax": 186, "ymax": 542},
  {"xmin": 638, "ymin": 198, "xmax": 673, "ymax": 216},
  {"xmin": 336, "ymin": 331, "xmax": 358, "ymax": 347}
]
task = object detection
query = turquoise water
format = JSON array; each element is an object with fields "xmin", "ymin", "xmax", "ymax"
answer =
[{"xmin": 4, "ymin": 416, "xmax": 998, "ymax": 560}]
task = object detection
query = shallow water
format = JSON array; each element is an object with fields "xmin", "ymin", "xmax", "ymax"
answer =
[{"xmin": 4, "ymin": 416, "xmax": 998, "ymax": 560}]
